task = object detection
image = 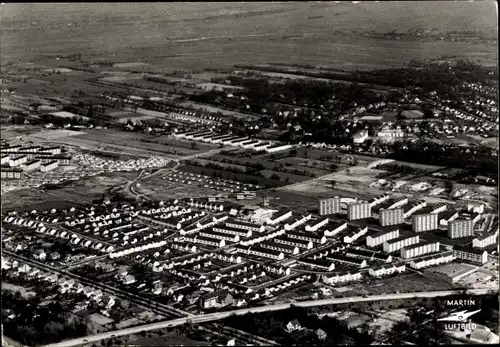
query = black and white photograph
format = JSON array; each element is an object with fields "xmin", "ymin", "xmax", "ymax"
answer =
[{"xmin": 0, "ymin": 1, "xmax": 499, "ymax": 346}]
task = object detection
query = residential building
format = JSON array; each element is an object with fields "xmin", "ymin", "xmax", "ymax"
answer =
[
  {"xmin": 9, "ymin": 155, "xmax": 27, "ymax": 167},
  {"xmin": 409, "ymin": 251, "xmax": 455, "ymax": 270},
  {"xmin": 368, "ymin": 263, "xmax": 406, "ymax": 277},
  {"xmin": 452, "ymin": 246, "xmax": 488, "ymax": 265},
  {"xmin": 305, "ymin": 218, "xmax": 329, "ymax": 232},
  {"xmin": 324, "ymin": 221, "xmax": 347, "ymax": 237},
  {"xmin": 379, "ymin": 208, "xmax": 404, "ymax": 227},
  {"xmin": 225, "ymin": 219, "xmax": 265, "ymax": 233},
  {"xmin": 321, "ymin": 272, "xmax": 363, "ymax": 285},
  {"xmin": 347, "ymin": 202, "xmax": 371, "ymax": 221},
  {"xmin": 343, "ymin": 226, "xmax": 369, "ymax": 243},
  {"xmin": 266, "ymin": 210, "xmax": 292, "ymax": 225},
  {"xmin": 22, "ymin": 160, "xmax": 41, "ymax": 171},
  {"xmin": 447, "ymin": 219, "xmax": 474, "ymax": 239},
  {"xmin": 40, "ymin": 160, "xmax": 59, "ymax": 172},
  {"xmin": 318, "ymin": 197, "xmax": 341, "ymax": 216},
  {"xmin": 403, "ymin": 200, "xmax": 427, "ymax": 218},
  {"xmin": 472, "ymin": 229, "xmax": 499, "ymax": 248},
  {"xmin": 412, "ymin": 213, "xmax": 439, "ymax": 232},
  {"xmin": 400, "ymin": 241, "xmax": 440, "ymax": 259},
  {"xmin": 366, "ymin": 229, "xmax": 400, "ymax": 247},
  {"xmin": 265, "ymin": 143, "xmax": 293, "ymax": 153},
  {"xmin": 0, "ymin": 155, "xmax": 9, "ymax": 165},
  {"xmin": 0, "ymin": 167, "xmax": 22, "ymax": 179}
]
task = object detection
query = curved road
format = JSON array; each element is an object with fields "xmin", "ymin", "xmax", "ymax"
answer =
[{"xmin": 41, "ymin": 288, "xmax": 495, "ymax": 347}]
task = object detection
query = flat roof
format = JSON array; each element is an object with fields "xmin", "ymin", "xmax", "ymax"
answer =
[
  {"xmin": 402, "ymin": 241, "xmax": 439, "ymax": 250},
  {"xmin": 453, "ymin": 245, "xmax": 487, "ymax": 255},
  {"xmin": 385, "ymin": 234, "xmax": 419, "ymax": 245}
]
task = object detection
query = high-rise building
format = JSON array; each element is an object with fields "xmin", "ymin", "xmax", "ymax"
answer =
[
  {"xmin": 447, "ymin": 219, "xmax": 474, "ymax": 239},
  {"xmin": 347, "ymin": 202, "xmax": 371, "ymax": 221},
  {"xmin": 379, "ymin": 208, "xmax": 404, "ymax": 226},
  {"xmin": 318, "ymin": 197, "xmax": 341, "ymax": 216},
  {"xmin": 412, "ymin": 213, "xmax": 439, "ymax": 232}
]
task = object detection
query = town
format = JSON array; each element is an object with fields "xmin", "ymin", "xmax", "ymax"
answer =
[{"xmin": 1, "ymin": 2, "xmax": 499, "ymax": 347}]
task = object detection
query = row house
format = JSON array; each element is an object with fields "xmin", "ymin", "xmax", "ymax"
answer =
[
  {"xmin": 212, "ymin": 253, "xmax": 242, "ymax": 264},
  {"xmin": 288, "ymin": 231, "xmax": 327, "ymax": 245},
  {"xmin": 305, "ymin": 218, "xmax": 329, "ymax": 232},
  {"xmin": 199, "ymin": 230, "xmax": 240, "ymax": 243},
  {"xmin": 285, "ymin": 214, "xmax": 312, "ymax": 231},
  {"xmin": 343, "ymin": 226, "xmax": 369, "ymax": 244},
  {"xmin": 240, "ymin": 228, "xmax": 285, "ymax": 246},
  {"xmin": 409, "ymin": 251, "xmax": 455, "ymax": 270},
  {"xmin": 368, "ymin": 263, "xmax": 406, "ymax": 278},
  {"xmin": 403, "ymin": 200, "xmax": 428, "ymax": 218},
  {"xmin": 266, "ymin": 210, "xmax": 293, "ymax": 225},
  {"xmin": 298, "ymin": 258, "xmax": 335, "ymax": 271},
  {"xmin": 322, "ymin": 271, "xmax": 363, "ymax": 285},
  {"xmin": 261, "ymin": 241, "xmax": 299, "ymax": 255},
  {"xmin": 324, "ymin": 221, "xmax": 347, "ymax": 237},
  {"xmin": 262, "ymin": 264, "xmax": 291, "ymax": 276},
  {"xmin": 327, "ymin": 254, "xmax": 367, "ymax": 268},
  {"xmin": 235, "ymin": 245, "xmax": 285, "ymax": 260},
  {"xmin": 274, "ymin": 236, "xmax": 313, "ymax": 250},
  {"xmin": 183, "ymin": 235, "xmax": 226, "ymax": 248},
  {"xmin": 225, "ymin": 219, "xmax": 265, "ymax": 233},
  {"xmin": 369, "ymin": 194, "xmax": 391, "ymax": 208},
  {"xmin": 171, "ymin": 242, "xmax": 197, "ymax": 253},
  {"xmin": 213, "ymin": 225, "xmax": 253, "ymax": 238},
  {"xmin": 346, "ymin": 248, "xmax": 392, "ymax": 263}
]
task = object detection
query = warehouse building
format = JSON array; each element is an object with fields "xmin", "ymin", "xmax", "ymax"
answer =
[
  {"xmin": 401, "ymin": 241, "xmax": 440, "ymax": 259},
  {"xmin": 412, "ymin": 213, "xmax": 439, "ymax": 232},
  {"xmin": 379, "ymin": 208, "xmax": 404, "ymax": 227},
  {"xmin": 366, "ymin": 229, "xmax": 400, "ymax": 247},
  {"xmin": 452, "ymin": 246, "xmax": 488, "ymax": 265},
  {"xmin": 383, "ymin": 235, "xmax": 420, "ymax": 253},
  {"xmin": 318, "ymin": 197, "xmax": 341, "ymax": 216},
  {"xmin": 447, "ymin": 219, "xmax": 474, "ymax": 239},
  {"xmin": 347, "ymin": 202, "xmax": 371, "ymax": 221}
]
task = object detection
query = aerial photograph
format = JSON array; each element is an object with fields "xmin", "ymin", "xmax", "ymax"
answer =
[{"xmin": 0, "ymin": 1, "xmax": 499, "ymax": 346}]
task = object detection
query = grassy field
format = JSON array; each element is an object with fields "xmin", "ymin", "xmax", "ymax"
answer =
[
  {"xmin": 3, "ymin": 3, "xmax": 495, "ymax": 69},
  {"xmin": 1, "ymin": 171, "xmax": 139, "ymax": 209}
]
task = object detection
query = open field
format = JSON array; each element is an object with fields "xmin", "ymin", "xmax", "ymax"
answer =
[
  {"xmin": 2, "ymin": 3, "xmax": 497, "ymax": 70},
  {"xmin": 26, "ymin": 129, "xmax": 214, "ymax": 158},
  {"xmin": 125, "ymin": 333, "xmax": 209, "ymax": 347},
  {"xmin": 1, "ymin": 171, "xmax": 139, "ymax": 209}
]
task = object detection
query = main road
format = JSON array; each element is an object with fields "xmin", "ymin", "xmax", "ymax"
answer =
[{"xmin": 41, "ymin": 288, "xmax": 495, "ymax": 347}]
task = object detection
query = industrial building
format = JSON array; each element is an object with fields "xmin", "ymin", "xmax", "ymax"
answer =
[
  {"xmin": 412, "ymin": 213, "xmax": 439, "ymax": 232},
  {"xmin": 452, "ymin": 246, "xmax": 489, "ymax": 265},
  {"xmin": 447, "ymin": 219, "xmax": 474, "ymax": 239},
  {"xmin": 400, "ymin": 241, "xmax": 440, "ymax": 259},
  {"xmin": 366, "ymin": 229, "xmax": 400, "ymax": 247},
  {"xmin": 318, "ymin": 197, "xmax": 341, "ymax": 216},
  {"xmin": 347, "ymin": 202, "xmax": 371, "ymax": 221},
  {"xmin": 379, "ymin": 208, "xmax": 404, "ymax": 227}
]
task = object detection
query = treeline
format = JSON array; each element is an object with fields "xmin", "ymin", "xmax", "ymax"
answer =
[
  {"xmin": 2, "ymin": 290, "xmax": 89, "ymax": 346},
  {"xmin": 223, "ymin": 306, "xmax": 373, "ymax": 346},
  {"xmin": 388, "ymin": 141, "xmax": 497, "ymax": 176}
]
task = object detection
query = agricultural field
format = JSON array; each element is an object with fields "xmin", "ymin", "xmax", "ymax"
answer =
[{"xmin": 1, "ymin": 170, "xmax": 139, "ymax": 209}]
